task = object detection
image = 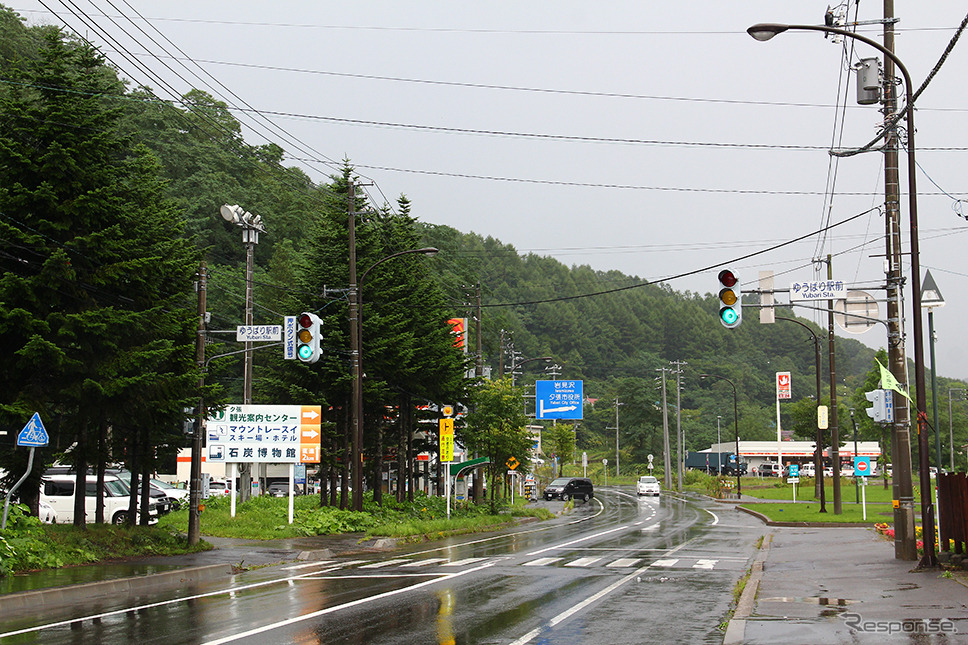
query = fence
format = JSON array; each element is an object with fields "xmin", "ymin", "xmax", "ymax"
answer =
[{"xmin": 937, "ymin": 472, "xmax": 968, "ymax": 555}]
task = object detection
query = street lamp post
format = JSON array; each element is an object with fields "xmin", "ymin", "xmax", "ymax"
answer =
[
  {"xmin": 699, "ymin": 374, "xmax": 741, "ymax": 497},
  {"xmin": 748, "ymin": 21, "xmax": 933, "ymax": 566},
  {"xmin": 220, "ymin": 204, "xmax": 265, "ymax": 502},
  {"xmin": 716, "ymin": 415, "xmax": 722, "ymax": 475},
  {"xmin": 350, "ymin": 246, "xmax": 438, "ymax": 511}
]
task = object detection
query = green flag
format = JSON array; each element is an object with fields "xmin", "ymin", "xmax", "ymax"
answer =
[{"xmin": 876, "ymin": 358, "xmax": 912, "ymax": 402}]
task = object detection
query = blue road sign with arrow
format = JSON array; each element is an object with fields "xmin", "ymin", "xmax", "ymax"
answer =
[
  {"xmin": 17, "ymin": 412, "xmax": 49, "ymax": 447},
  {"xmin": 536, "ymin": 380, "xmax": 583, "ymax": 420}
]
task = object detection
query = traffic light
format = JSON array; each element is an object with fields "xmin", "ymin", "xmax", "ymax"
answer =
[
  {"xmin": 717, "ymin": 269, "xmax": 742, "ymax": 328},
  {"xmin": 865, "ymin": 389, "xmax": 893, "ymax": 423},
  {"xmin": 296, "ymin": 312, "xmax": 322, "ymax": 363}
]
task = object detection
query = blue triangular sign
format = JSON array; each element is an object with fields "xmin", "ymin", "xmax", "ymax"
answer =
[{"xmin": 17, "ymin": 412, "xmax": 49, "ymax": 447}]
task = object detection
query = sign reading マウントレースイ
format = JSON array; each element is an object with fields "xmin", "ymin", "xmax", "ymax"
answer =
[{"xmin": 207, "ymin": 404, "xmax": 321, "ymax": 463}]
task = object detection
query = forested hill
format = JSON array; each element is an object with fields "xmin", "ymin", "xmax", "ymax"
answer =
[{"xmin": 419, "ymin": 221, "xmax": 879, "ymax": 405}]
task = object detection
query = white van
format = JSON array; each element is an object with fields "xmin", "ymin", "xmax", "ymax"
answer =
[
  {"xmin": 40, "ymin": 473, "xmax": 159, "ymax": 525},
  {"xmin": 759, "ymin": 462, "xmax": 784, "ymax": 477}
]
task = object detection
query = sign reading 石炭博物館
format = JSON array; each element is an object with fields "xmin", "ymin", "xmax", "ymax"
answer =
[
  {"xmin": 207, "ymin": 404, "xmax": 321, "ymax": 463},
  {"xmin": 536, "ymin": 380, "xmax": 583, "ymax": 420},
  {"xmin": 789, "ymin": 280, "xmax": 847, "ymax": 301}
]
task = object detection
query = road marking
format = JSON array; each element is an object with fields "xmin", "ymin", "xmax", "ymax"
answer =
[
  {"xmin": 693, "ymin": 559, "xmax": 718, "ymax": 570},
  {"xmin": 283, "ymin": 561, "xmax": 334, "ymax": 570},
  {"xmin": 400, "ymin": 557, "xmax": 449, "ymax": 568},
  {"xmin": 704, "ymin": 508, "xmax": 720, "ymax": 525},
  {"xmin": 201, "ymin": 560, "xmax": 497, "ymax": 645},
  {"xmin": 442, "ymin": 557, "xmax": 487, "ymax": 567},
  {"xmin": 359, "ymin": 558, "xmax": 411, "ymax": 569},
  {"xmin": 525, "ymin": 524, "xmax": 629, "ymax": 556},
  {"xmin": 650, "ymin": 558, "xmax": 679, "ymax": 567},
  {"xmin": 565, "ymin": 557, "xmax": 602, "ymax": 568},
  {"xmin": 524, "ymin": 557, "xmax": 562, "ymax": 567},
  {"xmin": 606, "ymin": 558, "xmax": 641, "ymax": 568}
]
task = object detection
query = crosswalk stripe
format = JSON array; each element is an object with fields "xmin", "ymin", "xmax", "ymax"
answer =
[
  {"xmin": 606, "ymin": 558, "xmax": 641, "ymax": 568},
  {"xmin": 565, "ymin": 557, "xmax": 603, "ymax": 568},
  {"xmin": 443, "ymin": 557, "xmax": 487, "ymax": 567},
  {"xmin": 693, "ymin": 559, "xmax": 718, "ymax": 570},
  {"xmin": 400, "ymin": 558, "xmax": 449, "ymax": 568},
  {"xmin": 524, "ymin": 557, "xmax": 563, "ymax": 567},
  {"xmin": 650, "ymin": 558, "xmax": 679, "ymax": 568},
  {"xmin": 359, "ymin": 558, "xmax": 412, "ymax": 569}
]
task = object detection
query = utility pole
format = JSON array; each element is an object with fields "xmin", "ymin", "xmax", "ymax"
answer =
[
  {"xmin": 671, "ymin": 360, "xmax": 687, "ymax": 492},
  {"xmin": 188, "ymin": 262, "xmax": 206, "ymax": 546},
  {"xmin": 656, "ymin": 368, "xmax": 672, "ymax": 490},
  {"xmin": 348, "ymin": 179, "xmax": 363, "ymax": 512},
  {"xmin": 475, "ymin": 283, "xmax": 483, "ymax": 378},
  {"xmin": 613, "ymin": 398, "xmax": 621, "ymax": 477},
  {"xmin": 883, "ymin": 0, "xmax": 917, "ymax": 560},
  {"xmin": 826, "ymin": 255, "xmax": 842, "ymax": 514}
]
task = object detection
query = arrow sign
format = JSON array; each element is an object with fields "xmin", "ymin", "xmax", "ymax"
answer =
[
  {"xmin": 301, "ymin": 428, "xmax": 319, "ymax": 440},
  {"xmin": 17, "ymin": 412, "xmax": 49, "ymax": 447},
  {"xmin": 302, "ymin": 408, "xmax": 320, "ymax": 422},
  {"xmin": 539, "ymin": 402, "xmax": 578, "ymax": 414}
]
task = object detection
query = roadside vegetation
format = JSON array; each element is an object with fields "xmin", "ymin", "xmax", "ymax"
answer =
[{"xmin": 0, "ymin": 493, "xmax": 554, "ymax": 577}]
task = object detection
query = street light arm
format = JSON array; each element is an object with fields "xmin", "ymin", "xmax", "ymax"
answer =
[{"xmin": 359, "ymin": 247, "xmax": 438, "ymax": 286}]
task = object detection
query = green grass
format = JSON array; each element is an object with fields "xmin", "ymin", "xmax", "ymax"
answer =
[
  {"xmin": 741, "ymin": 479, "xmax": 915, "ymax": 505},
  {"xmin": 740, "ymin": 501, "xmax": 894, "ymax": 523},
  {"xmin": 157, "ymin": 492, "xmax": 554, "ymax": 541}
]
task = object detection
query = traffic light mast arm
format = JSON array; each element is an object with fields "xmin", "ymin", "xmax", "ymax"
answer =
[{"xmin": 203, "ymin": 342, "xmax": 284, "ymax": 370}]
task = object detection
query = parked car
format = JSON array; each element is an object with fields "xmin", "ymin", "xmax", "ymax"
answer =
[
  {"xmin": 759, "ymin": 463, "xmax": 784, "ymax": 477},
  {"xmin": 636, "ymin": 475, "xmax": 661, "ymax": 497},
  {"xmin": 266, "ymin": 482, "xmax": 302, "ymax": 497},
  {"xmin": 37, "ymin": 500, "xmax": 57, "ymax": 524},
  {"xmin": 841, "ymin": 466, "xmax": 855, "ymax": 478},
  {"xmin": 206, "ymin": 480, "xmax": 233, "ymax": 497},
  {"xmin": 112, "ymin": 471, "xmax": 174, "ymax": 515},
  {"xmin": 823, "ymin": 466, "xmax": 834, "ymax": 478},
  {"xmin": 799, "ymin": 463, "xmax": 816, "ymax": 477},
  {"xmin": 543, "ymin": 477, "xmax": 594, "ymax": 502},
  {"xmin": 40, "ymin": 472, "xmax": 160, "ymax": 525},
  {"xmin": 150, "ymin": 478, "xmax": 190, "ymax": 508}
]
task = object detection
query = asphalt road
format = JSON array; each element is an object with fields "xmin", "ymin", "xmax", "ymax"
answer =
[{"xmin": 0, "ymin": 488, "xmax": 766, "ymax": 644}]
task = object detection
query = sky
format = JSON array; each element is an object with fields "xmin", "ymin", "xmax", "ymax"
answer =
[{"xmin": 8, "ymin": 1, "xmax": 968, "ymax": 383}]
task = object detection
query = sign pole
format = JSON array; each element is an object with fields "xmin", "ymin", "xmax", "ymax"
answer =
[
  {"xmin": 446, "ymin": 464, "xmax": 451, "ymax": 520},
  {"xmin": 2, "ymin": 448, "xmax": 34, "ymax": 530}
]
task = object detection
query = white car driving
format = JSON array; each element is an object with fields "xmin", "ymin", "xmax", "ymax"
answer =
[{"xmin": 636, "ymin": 475, "xmax": 661, "ymax": 497}]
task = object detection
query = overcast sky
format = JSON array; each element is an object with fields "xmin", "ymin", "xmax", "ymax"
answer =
[{"xmin": 10, "ymin": 1, "xmax": 968, "ymax": 384}]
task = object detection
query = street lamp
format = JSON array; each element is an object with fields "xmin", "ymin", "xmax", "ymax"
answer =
[
  {"xmin": 748, "ymin": 20, "xmax": 934, "ymax": 567},
  {"xmin": 699, "ymin": 374, "xmax": 741, "ymax": 497},
  {"xmin": 350, "ymin": 246, "xmax": 438, "ymax": 511},
  {"xmin": 220, "ymin": 204, "xmax": 266, "ymax": 502}
]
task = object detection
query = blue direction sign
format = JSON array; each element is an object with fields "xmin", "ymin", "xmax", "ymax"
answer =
[
  {"xmin": 536, "ymin": 380, "xmax": 583, "ymax": 420},
  {"xmin": 18, "ymin": 412, "xmax": 49, "ymax": 447}
]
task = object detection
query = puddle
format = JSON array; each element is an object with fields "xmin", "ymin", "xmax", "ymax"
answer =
[{"xmin": 760, "ymin": 596, "xmax": 855, "ymax": 606}]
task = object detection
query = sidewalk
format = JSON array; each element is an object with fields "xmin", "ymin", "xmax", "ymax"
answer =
[{"xmin": 726, "ymin": 526, "xmax": 968, "ymax": 644}]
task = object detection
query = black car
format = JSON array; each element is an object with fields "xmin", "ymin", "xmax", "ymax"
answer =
[
  {"xmin": 266, "ymin": 483, "xmax": 302, "ymax": 497},
  {"xmin": 543, "ymin": 477, "xmax": 594, "ymax": 502}
]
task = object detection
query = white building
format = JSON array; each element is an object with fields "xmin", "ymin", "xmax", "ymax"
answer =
[{"xmin": 705, "ymin": 440, "xmax": 881, "ymax": 473}]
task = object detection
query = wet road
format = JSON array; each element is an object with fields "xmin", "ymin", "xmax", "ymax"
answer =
[{"xmin": 0, "ymin": 489, "xmax": 765, "ymax": 644}]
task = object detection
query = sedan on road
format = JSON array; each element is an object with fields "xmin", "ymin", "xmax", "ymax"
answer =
[{"xmin": 636, "ymin": 475, "xmax": 661, "ymax": 497}]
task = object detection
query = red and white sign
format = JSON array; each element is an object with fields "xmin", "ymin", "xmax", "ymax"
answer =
[{"xmin": 776, "ymin": 372, "xmax": 792, "ymax": 400}]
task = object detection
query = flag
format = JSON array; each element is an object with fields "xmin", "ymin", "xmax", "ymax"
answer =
[{"xmin": 876, "ymin": 358, "xmax": 912, "ymax": 402}]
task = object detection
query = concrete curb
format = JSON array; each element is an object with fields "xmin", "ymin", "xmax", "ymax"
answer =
[
  {"xmin": 723, "ymin": 531, "xmax": 772, "ymax": 645},
  {"xmin": 0, "ymin": 564, "xmax": 232, "ymax": 618}
]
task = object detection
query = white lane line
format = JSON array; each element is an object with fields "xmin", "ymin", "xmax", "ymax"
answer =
[
  {"xmin": 525, "ymin": 524, "xmax": 629, "ymax": 557},
  {"xmin": 400, "ymin": 558, "xmax": 449, "ymax": 568},
  {"xmin": 650, "ymin": 559, "xmax": 679, "ymax": 568},
  {"xmin": 704, "ymin": 508, "xmax": 720, "ymax": 525},
  {"xmin": 564, "ymin": 557, "xmax": 602, "ymax": 568},
  {"xmin": 359, "ymin": 558, "xmax": 412, "ymax": 569},
  {"xmin": 508, "ymin": 538, "xmax": 699, "ymax": 645},
  {"xmin": 201, "ymin": 560, "xmax": 496, "ymax": 645},
  {"xmin": 283, "ymin": 561, "xmax": 335, "ymax": 570},
  {"xmin": 0, "ymin": 562, "xmax": 350, "ymax": 640},
  {"xmin": 523, "ymin": 557, "xmax": 562, "ymax": 567},
  {"xmin": 606, "ymin": 558, "xmax": 641, "ymax": 568}
]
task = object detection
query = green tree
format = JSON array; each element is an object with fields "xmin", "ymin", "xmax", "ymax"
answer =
[{"xmin": 463, "ymin": 378, "xmax": 532, "ymax": 511}]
